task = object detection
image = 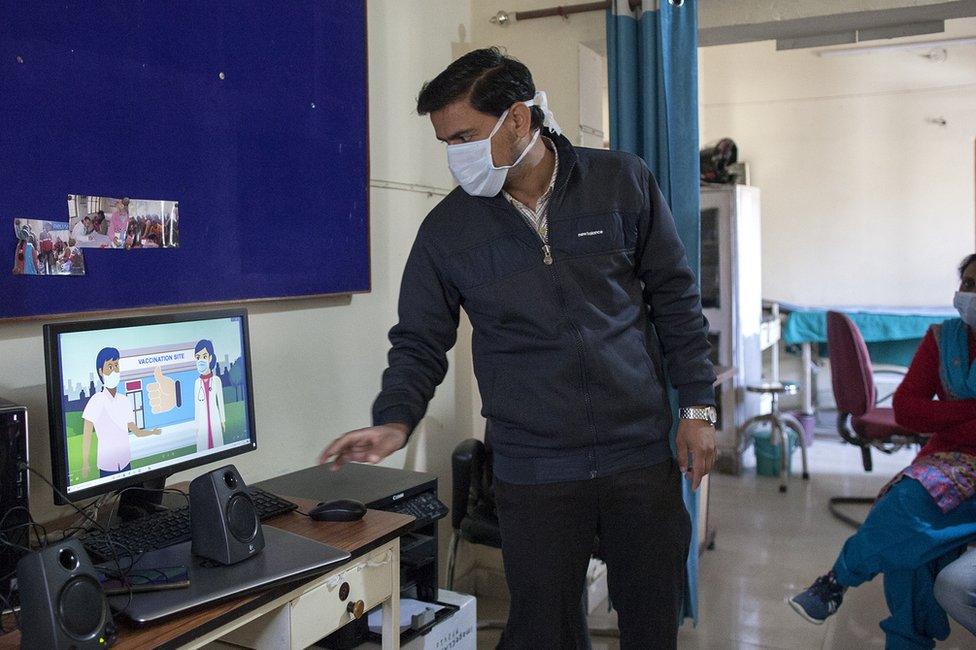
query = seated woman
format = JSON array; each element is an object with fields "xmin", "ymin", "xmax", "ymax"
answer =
[
  {"xmin": 790, "ymin": 254, "xmax": 976, "ymax": 649},
  {"xmin": 934, "ymin": 546, "xmax": 976, "ymax": 636}
]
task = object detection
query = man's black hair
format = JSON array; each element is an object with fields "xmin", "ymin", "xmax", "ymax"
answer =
[
  {"xmin": 416, "ymin": 47, "xmax": 543, "ymax": 131},
  {"xmin": 959, "ymin": 254, "xmax": 976, "ymax": 279}
]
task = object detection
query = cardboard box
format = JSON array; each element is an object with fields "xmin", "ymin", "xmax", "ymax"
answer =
[{"xmin": 359, "ymin": 589, "xmax": 476, "ymax": 650}]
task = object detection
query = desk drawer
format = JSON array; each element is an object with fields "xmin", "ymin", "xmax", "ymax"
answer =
[{"xmin": 289, "ymin": 543, "xmax": 396, "ymax": 647}]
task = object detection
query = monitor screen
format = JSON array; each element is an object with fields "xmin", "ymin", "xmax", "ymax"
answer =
[{"xmin": 44, "ymin": 309, "xmax": 257, "ymax": 503}]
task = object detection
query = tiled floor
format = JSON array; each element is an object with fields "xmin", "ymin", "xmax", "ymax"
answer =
[{"xmin": 474, "ymin": 435, "xmax": 976, "ymax": 649}]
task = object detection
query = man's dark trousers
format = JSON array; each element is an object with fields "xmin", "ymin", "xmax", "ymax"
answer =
[{"xmin": 494, "ymin": 458, "xmax": 692, "ymax": 649}]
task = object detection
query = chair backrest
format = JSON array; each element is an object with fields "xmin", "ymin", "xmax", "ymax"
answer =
[
  {"xmin": 476, "ymin": 441, "xmax": 496, "ymax": 512},
  {"xmin": 826, "ymin": 311, "xmax": 874, "ymax": 417},
  {"xmin": 451, "ymin": 438, "xmax": 496, "ymax": 529}
]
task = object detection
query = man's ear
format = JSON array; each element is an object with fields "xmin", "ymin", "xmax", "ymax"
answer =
[{"xmin": 509, "ymin": 102, "xmax": 533, "ymax": 138}]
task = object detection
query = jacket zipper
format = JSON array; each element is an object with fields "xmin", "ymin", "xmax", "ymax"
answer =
[{"xmin": 506, "ymin": 202, "xmax": 600, "ymax": 475}]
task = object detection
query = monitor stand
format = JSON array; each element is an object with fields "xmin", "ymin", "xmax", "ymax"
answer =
[{"xmin": 116, "ymin": 475, "xmax": 170, "ymax": 522}]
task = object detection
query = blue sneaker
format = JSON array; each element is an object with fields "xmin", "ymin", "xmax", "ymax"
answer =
[{"xmin": 789, "ymin": 572, "xmax": 846, "ymax": 624}]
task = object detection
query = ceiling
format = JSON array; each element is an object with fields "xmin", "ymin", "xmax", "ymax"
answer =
[{"xmin": 698, "ymin": 0, "xmax": 976, "ymax": 48}]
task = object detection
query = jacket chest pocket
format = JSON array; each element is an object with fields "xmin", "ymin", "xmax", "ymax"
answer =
[
  {"xmin": 446, "ymin": 233, "xmax": 538, "ymax": 291},
  {"xmin": 551, "ymin": 211, "xmax": 635, "ymax": 259}
]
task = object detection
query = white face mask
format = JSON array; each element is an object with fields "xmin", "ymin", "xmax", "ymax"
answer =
[
  {"xmin": 446, "ymin": 91, "xmax": 562, "ymax": 197},
  {"xmin": 102, "ymin": 371, "xmax": 120, "ymax": 390},
  {"xmin": 954, "ymin": 291, "xmax": 976, "ymax": 328}
]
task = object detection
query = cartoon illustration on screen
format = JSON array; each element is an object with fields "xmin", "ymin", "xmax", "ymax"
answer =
[
  {"xmin": 143, "ymin": 340, "xmax": 227, "ymax": 452},
  {"xmin": 60, "ymin": 321, "xmax": 250, "ymax": 488},
  {"xmin": 192, "ymin": 340, "xmax": 226, "ymax": 451},
  {"xmin": 81, "ymin": 347, "xmax": 162, "ymax": 480}
]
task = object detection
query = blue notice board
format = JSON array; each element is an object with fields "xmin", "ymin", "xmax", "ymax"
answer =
[{"xmin": 0, "ymin": 2, "xmax": 369, "ymax": 319}]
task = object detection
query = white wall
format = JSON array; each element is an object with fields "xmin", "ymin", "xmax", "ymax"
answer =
[
  {"xmin": 700, "ymin": 17, "xmax": 976, "ymax": 306},
  {"xmin": 1, "ymin": 1, "xmax": 474, "ymax": 541}
]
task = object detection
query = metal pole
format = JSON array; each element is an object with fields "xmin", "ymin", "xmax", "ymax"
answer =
[
  {"xmin": 515, "ymin": 1, "xmax": 611, "ymax": 21},
  {"xmin": 492, "ymin": 0, "xmax": 643, "ymax": 25},
  {"xmin": 802, "ymin": 342, "xmax": 814, "ymax": 415}
]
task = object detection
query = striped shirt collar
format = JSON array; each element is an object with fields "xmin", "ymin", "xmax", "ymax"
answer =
[{"xmin": 503, "ymin": 136, "xmax": 558, "ymax": 241}]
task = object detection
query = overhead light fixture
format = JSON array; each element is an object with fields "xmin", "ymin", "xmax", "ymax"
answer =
[{"xmin": 816, "ymin": 35, "xmax": 976, "ymax": 57}]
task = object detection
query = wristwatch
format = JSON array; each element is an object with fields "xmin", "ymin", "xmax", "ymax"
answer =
[{"xmin": 678, "ymin": 405, "xmax": 718, "ymax": 425}]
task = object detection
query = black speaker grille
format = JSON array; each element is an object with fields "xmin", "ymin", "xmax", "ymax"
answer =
[
  {"xmin": 58, "ymin": 575, "xmax": 105, "ymax": 640},
  {"xmin": 226, "ymin": 493, "xmax": 258, "ymax": 543}
]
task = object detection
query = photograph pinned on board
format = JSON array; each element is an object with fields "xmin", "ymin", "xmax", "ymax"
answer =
[
  {"xmin": 67, "ymin": 195, "xmax": 180, "ymax": 249},
  {"xmin": 12, "ymin": 218, "xmax": 85, "ymax": 276}
]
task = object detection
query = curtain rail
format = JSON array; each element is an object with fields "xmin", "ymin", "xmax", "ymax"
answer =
[{"xmin": 492, "ymin": 0, "xmax": 642, "ymax": 24}]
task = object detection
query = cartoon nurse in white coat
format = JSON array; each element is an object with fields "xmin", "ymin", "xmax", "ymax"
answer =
[{"xmin": 193, "ymin": 339, "xmax": 225, "ymax": 451}]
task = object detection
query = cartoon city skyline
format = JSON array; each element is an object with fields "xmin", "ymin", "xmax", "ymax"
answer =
[{"xmin": 61, "ymin": 354, "xmax": 245, "ymax": 413}]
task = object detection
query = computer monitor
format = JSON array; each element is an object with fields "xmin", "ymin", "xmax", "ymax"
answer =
[{"xmin": 43, "ymin": 309, "xmax": 257, "ymax": 505}]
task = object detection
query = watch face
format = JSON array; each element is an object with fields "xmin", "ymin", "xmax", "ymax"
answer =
[{"xmin": 707, "ymin": 407, "xmax": 718, "ymax": 424}]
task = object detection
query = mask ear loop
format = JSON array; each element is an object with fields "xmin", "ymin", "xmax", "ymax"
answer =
[
  {"xmin": 489, "ymin": 104, "xmax": 542, "ymax": 172},
  {"xmin": 504, "ymin": 129, "xmax": 541, "ymax": 171},
  {"xmin": 487, "ymin": 108, "xmax": 511, "ymax": 139}
]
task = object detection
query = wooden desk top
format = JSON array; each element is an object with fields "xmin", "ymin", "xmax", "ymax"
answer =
[{"xmin": 0, "ymin": 495, "xmax": 414, "ymax": 649}]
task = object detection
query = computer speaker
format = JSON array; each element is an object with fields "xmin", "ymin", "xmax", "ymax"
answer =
[
  {"xmin": 15, "ymin": 539, "xmax": 115, "ymax": 649},
  {"xmin": 189, "ymin": 465, "xmax": 264, "ymax": 565}
]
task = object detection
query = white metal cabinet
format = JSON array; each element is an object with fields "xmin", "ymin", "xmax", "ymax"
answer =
[{"xmin": 700, "ymin": 185, "xmax": 763, "ymax": 474}]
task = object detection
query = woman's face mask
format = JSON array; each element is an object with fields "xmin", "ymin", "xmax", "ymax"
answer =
[
  {"xmin": 196, "ymin": 358, "xmax": 211, "ymax": 375},
  {"xmin": 954, "ymin": 291, "xmax": 976, "ymax": 329}
]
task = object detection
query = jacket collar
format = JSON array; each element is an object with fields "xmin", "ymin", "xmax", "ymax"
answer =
[{"xmin": 476, "ymin": 128, "xmax": 578, "ymax": 213}]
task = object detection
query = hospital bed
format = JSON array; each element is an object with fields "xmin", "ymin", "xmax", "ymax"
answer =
[{"xmin": 767, "ymin": 301, "xmax": 956, "ymax": 415}]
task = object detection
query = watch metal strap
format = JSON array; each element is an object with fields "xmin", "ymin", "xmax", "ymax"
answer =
[{"xmin": 679, "ymin": 406, "xmax": 711, "ymax": 421}]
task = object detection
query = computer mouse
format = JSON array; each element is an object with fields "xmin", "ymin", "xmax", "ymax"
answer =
[{"xmin": 309, "ymin": 498, "xmax": 366, "ymax": 522}]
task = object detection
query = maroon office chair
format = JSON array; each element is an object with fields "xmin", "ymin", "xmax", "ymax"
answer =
[{"xmin": 826, "ymin": 311, "xmax": 927, "ymax": 527}]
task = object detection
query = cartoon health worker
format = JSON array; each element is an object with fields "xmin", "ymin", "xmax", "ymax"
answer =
[
  {"xmin": 81, "ymin": 347, "xmax": 162, "ymax": 480},
  {"xmin": 193, "ymin": 340, "xmax": 225, "ymax": 451}
]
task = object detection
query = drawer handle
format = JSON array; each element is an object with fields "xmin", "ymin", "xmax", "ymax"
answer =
[{"xmin": 347, "ymin": 599, "xmax": 365, "ymax": 619}]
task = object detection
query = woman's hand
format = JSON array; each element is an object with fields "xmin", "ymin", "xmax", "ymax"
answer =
[{"xmin": 319, "ymin": 423, "xmax": 409, "ymax": 470}]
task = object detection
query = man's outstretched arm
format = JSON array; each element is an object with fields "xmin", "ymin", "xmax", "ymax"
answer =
[{"xmin": 321, "ymin": 232, "xmax": 461, "ymax": 468}]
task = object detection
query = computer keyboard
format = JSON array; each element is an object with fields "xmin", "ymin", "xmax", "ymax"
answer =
[{"xmin": 80, "ymin": 487, "xmax": 297, "ymax": 562}]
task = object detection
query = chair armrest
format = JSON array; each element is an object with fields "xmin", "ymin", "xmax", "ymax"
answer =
[{"xmin": 451, "ymin": 438, "xmax": 486, "ymax": 531}]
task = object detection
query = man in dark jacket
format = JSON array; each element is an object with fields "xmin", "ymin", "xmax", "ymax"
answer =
[{"xmin": 321, "ymin": 47, "xmax": 716, "ymax": 648}]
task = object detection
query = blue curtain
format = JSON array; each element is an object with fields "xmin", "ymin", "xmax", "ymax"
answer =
[{"xmin": 607, "ymin": 0, "xmax": 702, "ymax": 623}]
